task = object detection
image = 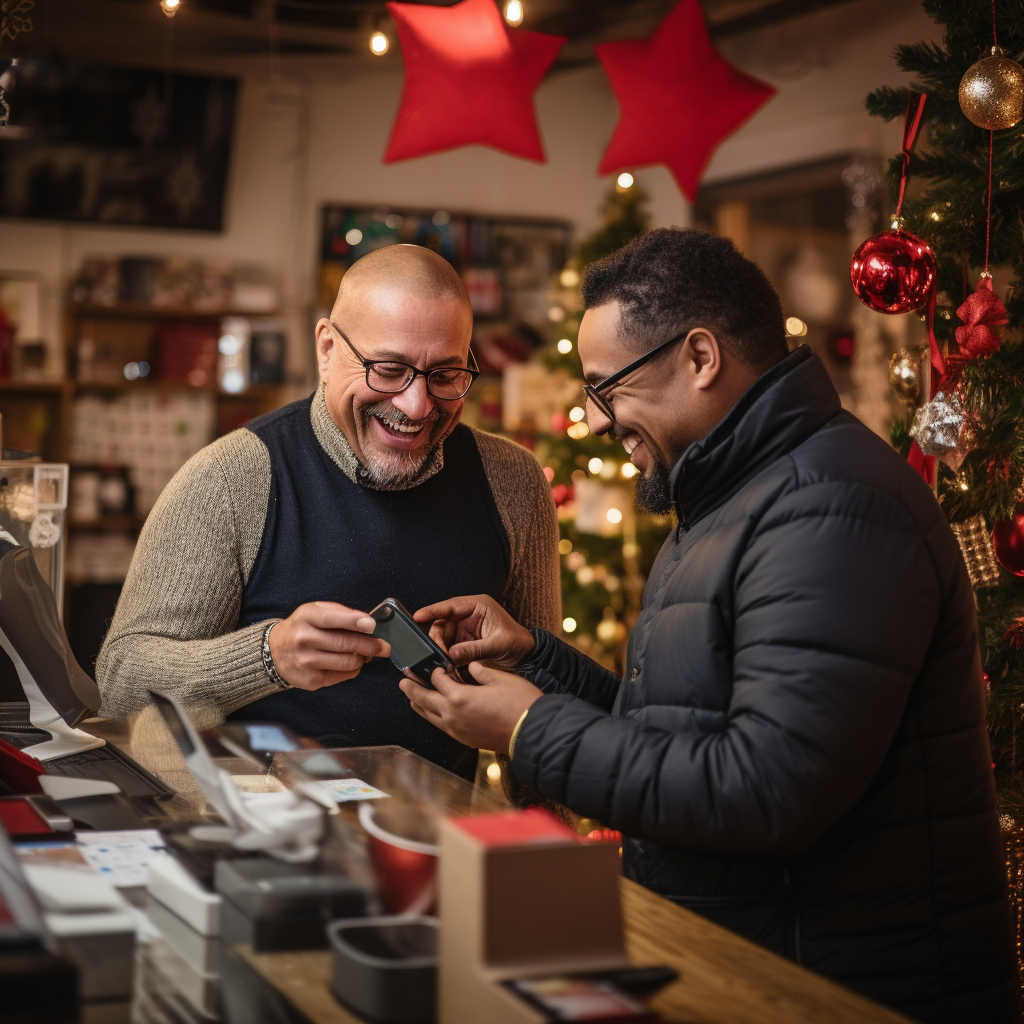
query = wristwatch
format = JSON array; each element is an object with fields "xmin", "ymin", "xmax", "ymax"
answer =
[{"xmin": 261, "ymin": 621, "xmax": 290, "ymax": 690}]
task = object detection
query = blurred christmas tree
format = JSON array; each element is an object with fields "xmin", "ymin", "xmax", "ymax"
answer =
[
  {"xmin": 865, "ymin": 1, "xmax": 1024, "ymax": 804},
  {"xmin": 526, "ymin": 180, "xmax": 674, "ymax": 669}
]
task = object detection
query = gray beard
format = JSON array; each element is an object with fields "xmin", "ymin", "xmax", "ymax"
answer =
[
  {"xmin": 634, "ymin": 454, "xmax": 673, "ymax": 515},
  {"xmin": 359, "ymin": 401, "xmax": 446, "ymax": 486}
]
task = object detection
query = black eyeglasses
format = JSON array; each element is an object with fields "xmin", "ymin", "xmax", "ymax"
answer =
[
  {"xmin": 583, "ymin": 331, "xmax": 687, "ymax": 424},
  {"xmin": 331, "ymin": 322, "xmax": 480, "ymax": 401}
]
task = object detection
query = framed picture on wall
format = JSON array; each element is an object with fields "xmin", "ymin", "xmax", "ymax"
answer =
[
  {"xmin": 0, "ymin": 57, "xmax": 237, "ymax": 231},
  {"xmin": 319, "ymin": 204, "xmax": 572, "ymax": 340}
]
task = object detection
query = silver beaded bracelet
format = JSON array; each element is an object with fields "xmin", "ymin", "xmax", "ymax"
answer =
[{"xmin": 261, "ymin": 621, "xmax": 290, "ymax": 690}]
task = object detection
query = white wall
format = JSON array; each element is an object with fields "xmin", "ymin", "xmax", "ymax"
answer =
[
  {"xmin": 0, "ymin": 0, "xmax": 938, "ymax": 376},
  {"xmin": 707, "ymin": 0, "xmax": 941, "ymax": 183}
]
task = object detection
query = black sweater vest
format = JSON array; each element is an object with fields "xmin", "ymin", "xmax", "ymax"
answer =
[{"xmin": 229, "ymin": 397, "xmax": 510, "ymax": 779}]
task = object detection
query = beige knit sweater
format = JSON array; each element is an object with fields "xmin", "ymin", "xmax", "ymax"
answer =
[{"xmin": 96, "ymin": 387, "xmax": 561, "ymax": 766}]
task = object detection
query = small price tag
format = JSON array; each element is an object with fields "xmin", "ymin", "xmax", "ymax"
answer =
[{"xmin": 304, "ymin": 778, "xmax": 389, "ymax": 803}]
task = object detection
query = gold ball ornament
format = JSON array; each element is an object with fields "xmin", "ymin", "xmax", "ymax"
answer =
[
  {"xmin": 888, "ymin": 345, "xmax": 927, "ymax": 404},
  {"xmin": 959, "ymin": 47, "xmax": 1024, "ymax": 130}
]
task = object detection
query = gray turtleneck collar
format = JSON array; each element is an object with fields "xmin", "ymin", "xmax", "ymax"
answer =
[{"xmin": 309, "ymin": 383, "xmax": 446, "ymax": 491}]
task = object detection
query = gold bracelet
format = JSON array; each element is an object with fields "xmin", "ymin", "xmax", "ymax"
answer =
[{"xmin": 507, "ymin": 707, "xmax": 531, "ymax": 761}]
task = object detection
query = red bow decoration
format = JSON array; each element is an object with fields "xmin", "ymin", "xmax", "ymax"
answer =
[
  {"xmin": 955, "ymin": 276, "xmax": 1006, "ymax": 360},
  {"xmin": 939, "ymin": 276, "xmax": 1007, "ymax": 391},
  {"xmin": 1005, "ymin": 617, "xmax": 1024, "ymax": 651}
]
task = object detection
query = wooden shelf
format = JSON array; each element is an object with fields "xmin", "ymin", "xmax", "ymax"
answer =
[
  {"xmin": 70, "ymin": 303, "xmax": 281, "ymax": 320},
  {"xmin": 0, "ymin": 379, "xmax": 71, "ymax": 394},
  {"xmin": 50, "ymin": 379, "xmax": 285, "ymax": 399}
]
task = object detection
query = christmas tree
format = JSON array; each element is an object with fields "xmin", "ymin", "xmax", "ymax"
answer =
[
  {"xmin": 865, "ymin": 0, "xmax": 1024, "ymax": 803},
  {"xmin": 534, "ymin": 181, "xmax": 673, "ymax": 670}
]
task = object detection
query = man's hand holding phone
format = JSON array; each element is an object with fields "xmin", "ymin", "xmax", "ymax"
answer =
[
  {"xmin": 413, "ymin": 595, "xmax": 536, "ymax": 670},
  {"xmin": 401, "ymin": 594, "xmax": 542, "ymax": 753},
  {"xmin": 268, "ymin": 602, "xmax": 391, "ymax": 691},
  {"xmin": 399, "ymin": 662, "xmax": 542, "ymax": 754}
]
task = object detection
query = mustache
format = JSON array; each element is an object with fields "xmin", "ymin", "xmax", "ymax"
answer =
[{"xmin": 362, "ymin": 400, "xmax": 443, "ymax": 431}]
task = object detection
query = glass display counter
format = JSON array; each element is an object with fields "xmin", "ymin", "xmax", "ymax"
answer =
[{"xmin": 0, "ymin": 461, "xmax": 68, "ymax": 613}]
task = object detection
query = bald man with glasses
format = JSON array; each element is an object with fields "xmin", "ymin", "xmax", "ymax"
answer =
[{"xmin": 97, "ymin": 245, "xmax": 559, "ymax": 779}]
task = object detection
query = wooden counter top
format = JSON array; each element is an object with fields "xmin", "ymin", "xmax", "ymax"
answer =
[
  {"xmin": 239, "ymin": 876, "xmax": 912, "ymax": 1024},
  {"xmin": 86, "ymin": 723, "xmax": 910, "ymax": 1024}
]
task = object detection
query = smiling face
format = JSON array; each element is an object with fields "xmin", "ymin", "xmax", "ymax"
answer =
[
  {"xmin": 578, "ymin": 299, "xmax": 756, "ymax": 513},
  {"xmin": 316, "ymin": 278, "xmax": 473, "ymax": 486}
]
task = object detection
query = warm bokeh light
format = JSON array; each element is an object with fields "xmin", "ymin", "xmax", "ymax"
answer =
[
  {"xmin": 606, "ymin": 508, "xmax": 623, "ymax": 524},
  {"xmin": 562, "ymin": 617, "xmax": 577, "ymax": 633},
  {"xmin": 160, "ymin": 0, "xmax": 180, "ymax": 17},
  {"xmin": 504, "ymin": 0, "xmax": 524, "ymax": 26},
  {"xmin": 486, "ymin": 761, "xmax": 502, "ymax": 782},
  {"xmin": 588, "ymin": 457, "xmax": 604, "ymax": 474},
  {"xmin": 346, "ymin": 228, "xmax": 363, "ymax": 245},
  {"xmin": 370, "ymin": 30, "xmax": 389, "ymax": 55},
  {"xmin": 785, "ymin": 316, "xmax": 807, "ymax": 337},
  {"xmin": 558, "ymin": 538, "xmax": 573, "ymax": 555},
  {"xmin": 567, "ymin": 422, "xmax": 590, "ymax": 439},
  {"xmin": 621, "ymin": 462, "xmax": 637, "ymax": 479},
  {"xmin": 559, "ymin": 268, "xmax": 580, "ymax": 288},
  {"xmin": 568, "ymin": 406, "xmax": 585, "ymax": 422},
  {"xmin": 557, "ymin": 338, "xmax": 573, "ymax": 354},
  {"xmin": 617, "ymin": 172, "xmax": 634, "ymax": 189}
]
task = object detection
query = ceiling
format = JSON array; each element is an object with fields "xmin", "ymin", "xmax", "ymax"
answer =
[{"xmin": 7, "ymin": 0, "xmax": 858, "ymax": 72}]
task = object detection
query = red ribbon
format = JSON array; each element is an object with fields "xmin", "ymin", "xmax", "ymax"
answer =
[
  {"xmin": 926, "ymin": 289, "xmax": 944, "ymax": 386},
  {"xmin": 908, "ymin": 441, "xmax": 936, "ymax": 488},
  {"xmin": 896, "ymin": 93, "xmax": 927, "ymax": 218}
]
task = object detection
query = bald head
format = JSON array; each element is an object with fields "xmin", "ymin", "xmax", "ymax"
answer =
[
  {"xmin": 316, "ymin": 242, "xmax": 475, "ymax": 486},
  {"xmin": 332, "ymin": 244, "xmax": 469, "ymax": 321}
]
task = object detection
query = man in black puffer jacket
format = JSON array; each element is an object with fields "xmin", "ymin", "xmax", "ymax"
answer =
[{"xmin": 402, "ymin": 228, "xmax": 1016, "ymax": 1023}]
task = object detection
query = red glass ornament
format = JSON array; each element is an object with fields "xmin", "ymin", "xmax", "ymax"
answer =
[
  {"xmin": 850, "ymin": 229, "xmax": 937, "ymax": 314},
  {"xmin": 551, "ymin": 483, "xmax": 574, "ymax": 508},
  {"xmin": 992, "ymin": 506, "xmax": 1024, "ymax": 576}
]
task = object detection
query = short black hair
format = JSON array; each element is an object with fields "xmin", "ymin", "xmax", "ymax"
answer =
[{"xmin": 581, "ymin": 227, "xmax": 787, "ymax": 371}]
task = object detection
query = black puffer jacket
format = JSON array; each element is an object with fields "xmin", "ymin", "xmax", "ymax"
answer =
[{"xmin": 512, "ymin": 348, "xmax": 1016, "ymax": 1023}]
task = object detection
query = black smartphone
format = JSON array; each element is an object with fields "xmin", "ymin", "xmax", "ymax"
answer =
[{"xmin": 369, "ymin": 598, "xmax": 459, "ymax": 689}]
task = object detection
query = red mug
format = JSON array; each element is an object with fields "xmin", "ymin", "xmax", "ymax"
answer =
[{"xmin": 358, "ymin": 801, "xmax": 440, "ymax": 915}]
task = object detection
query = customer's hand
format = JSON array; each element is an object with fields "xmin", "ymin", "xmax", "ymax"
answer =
[
  {"xmin": 268, "ymin": 602, "xmax": 390, "ymax": 691},
  {"xmin": 399, "ymin": 663, "xmax": 542, "ymax": 754},
  {"xmin": 414, "ymin": 595, "xmax": 535, "ymax": 670}
]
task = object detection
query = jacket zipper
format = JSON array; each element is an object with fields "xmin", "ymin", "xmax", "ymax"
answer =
[{"xmin": 783, "ymin": 867, "xmax": 802, "ymax": 965}]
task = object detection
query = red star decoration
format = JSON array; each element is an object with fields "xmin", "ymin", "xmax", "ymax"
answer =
[
  {"xmin": 595, "ymin": 0, "xmax": 775, "ymax": 200},
  {"xmin": 384, "ymin": 0, "xmax": 566, "ymax": 164}
]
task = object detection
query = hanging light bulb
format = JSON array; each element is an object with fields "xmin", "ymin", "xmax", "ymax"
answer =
[
  {"xmin": 504, "ymin": 1, "xmax": 524, "ymax": 26},
  {"xmin": 370, "ymin": 29, "xmax": 389, "ymax": 56},
  {"xmin": 160, "ymin": 0, "xmax": 180, "ymax": 17}
]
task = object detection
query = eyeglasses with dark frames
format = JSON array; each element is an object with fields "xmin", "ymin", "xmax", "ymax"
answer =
[
  {"xmin": 582, "ymin": 331, "xmax": 688, "ymax": 425},
  {"xmin": 330, "ymin": 322, "xmax": 480, "ymax": 401}
]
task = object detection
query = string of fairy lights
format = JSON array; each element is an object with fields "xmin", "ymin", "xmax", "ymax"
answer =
[{"xmin": 158, "ymin": 0, "xmax": 528, "ymax": 48}]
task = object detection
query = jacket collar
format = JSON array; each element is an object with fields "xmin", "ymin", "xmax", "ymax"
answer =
[{"xmin": 669, "ymin": 346, "xmax": 841, "ymax": 528}]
